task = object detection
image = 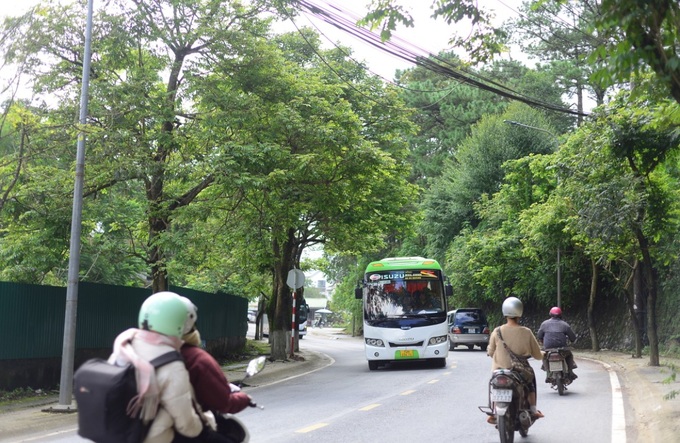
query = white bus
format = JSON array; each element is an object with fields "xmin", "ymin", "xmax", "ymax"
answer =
[{"xmin": 355, "ymin": 257, "xmax": 452, "ymax": 370}]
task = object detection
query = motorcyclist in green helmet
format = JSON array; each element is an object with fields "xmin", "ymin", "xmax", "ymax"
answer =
[{"xmin": 108, "ymin": 291, "xmax": 213, "ymax": 443}]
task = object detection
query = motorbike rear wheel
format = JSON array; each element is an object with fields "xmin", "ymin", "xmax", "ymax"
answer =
[
  {"xmin": 556, "ymin": 374, "xmax": 565, "ymax": 395},
  {"xmin": 497, "ymin": 412, "xmax": 515, "ymax": 443}
]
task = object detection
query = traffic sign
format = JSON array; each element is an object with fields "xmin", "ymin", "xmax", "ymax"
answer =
[{"xmin": 286, "ymin": 269, "xmax": 305, "ymax": 289}]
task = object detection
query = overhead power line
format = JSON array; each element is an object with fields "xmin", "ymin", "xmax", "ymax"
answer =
[{"xmin": 292, "ymin": 0, "xmax": 588, "ymax": 118}]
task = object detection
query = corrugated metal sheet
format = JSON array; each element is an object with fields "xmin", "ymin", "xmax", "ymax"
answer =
[{"xmin": 0, "ymin": 281, "xmax": 246, "ymax": 360}]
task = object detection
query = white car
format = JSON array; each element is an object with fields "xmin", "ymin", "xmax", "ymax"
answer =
[
  {"xmin": 247, "ymin": 309, "xmax": 257, "ymax": 323},
  {"xmin": 260, "ymin": 313, "xmax": 307, "ymax": 339}
]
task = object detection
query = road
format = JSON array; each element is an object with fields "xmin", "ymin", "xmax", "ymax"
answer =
[
  {"xmin": 9, "ymin": 327, "xmax": 620, "ymax": 443},
  {"xmin": 242, "ymin": 329, "xmax": 615, "ymax": 443}
]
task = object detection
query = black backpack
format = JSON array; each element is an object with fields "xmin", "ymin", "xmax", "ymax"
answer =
[{"xmin": 74, "ymin": 350, "xmax": 182, "ymax": 443}]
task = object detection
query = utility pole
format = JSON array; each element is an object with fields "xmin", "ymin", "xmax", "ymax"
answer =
[{"xmin": 55, "ymin": 0, "xmax": 94, "ymax": 411}]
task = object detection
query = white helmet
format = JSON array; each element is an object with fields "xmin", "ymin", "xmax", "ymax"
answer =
[
  {"xmin": 502, "ymin": 297, "xmax": 523, "ymax": 318},
  {"xmin": 179, "ymin": 296, "xmax": 198, "ymax": 335}
]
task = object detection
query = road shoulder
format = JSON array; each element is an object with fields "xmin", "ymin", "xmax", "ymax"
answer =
[{"xmin": 575, "ymin": 350, "xmax": 680, "ymax": 442}]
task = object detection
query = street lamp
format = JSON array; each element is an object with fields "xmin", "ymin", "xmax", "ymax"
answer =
[{"xmin": 503, "ymin": 120, "xmax": 561, "ymax": 308}]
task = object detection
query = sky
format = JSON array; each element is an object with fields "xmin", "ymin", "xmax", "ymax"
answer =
[
  {"xmin": 285, "ymin": 0, "xmax": 526, "ymax": 80},
  {"xmin": 2, "ymin": 0, "xmax": 526, "ymax": 82}
]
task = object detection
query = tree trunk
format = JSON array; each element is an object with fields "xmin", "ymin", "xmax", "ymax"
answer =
[
  {"xmin": 576, "ymin": 79, "xmax": 584, "ymax": 127},
  {"xmin": 149, "ymin": 219, "xmax": 169, "ymax": 293},
  {"xmin": 269, "ymin": 228, "xmax": 299, "ymax": 361},
  {"xmin": 636, "ymin": 228, "xmax": 659, "ymax": 366},
  {"xmin": 626, "ymin": 261, "xmax": 644, "ymax": 358},
  {"xmin": 587, "ymin": 258, "xmax": 600, "ymax": 351},
  {"xmin": 270, "ymin": 330, "xmax": 290, "ymax": 360}
]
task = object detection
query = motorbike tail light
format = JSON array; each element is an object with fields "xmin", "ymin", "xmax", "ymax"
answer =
[
  {"xmin": 548, "ymin": 353, "xmax": 563, "ymax": 361},
  {"xmin": 492, "ymin": 375, "xmax": 512, "ymax": 387}
]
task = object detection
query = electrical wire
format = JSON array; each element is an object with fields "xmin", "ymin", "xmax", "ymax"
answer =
[{"xmin": 292, "ymin": 0, "xmax": 588, "ymax": 117}]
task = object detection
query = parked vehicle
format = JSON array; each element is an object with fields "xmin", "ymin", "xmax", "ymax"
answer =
[
  {"xmin": 479, "ymin": 368, "xmax": 536, "ymax": 443},
  {"xmin": 247, "ymin": 309, "xmax": 257, "ymax": 323},
  {"xmin": 447, "ymin": 308, "xmax": 490, "ymax": 351},
  {"xmin": 543, "ymin": 348, "xmax": 574, "ymax": 395},
  {"xmin": 261, "ymin": 313, "xmax": 307, "ymax": 339}
]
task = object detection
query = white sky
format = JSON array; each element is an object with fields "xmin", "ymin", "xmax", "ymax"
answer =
[
  {"xmin": 2, "ymin": 0, "xmax": 526, "ymax": 82},
  {"xmin": 282, "ymin": 0, "xmax": 527, "ymax": 80}
]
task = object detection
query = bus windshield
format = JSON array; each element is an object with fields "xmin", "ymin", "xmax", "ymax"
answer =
[{"xmin": 364, "ymin": 269, "xmax": 446, "ymax": 326}]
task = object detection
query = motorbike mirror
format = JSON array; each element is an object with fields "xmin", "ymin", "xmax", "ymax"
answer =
[{"xmin": 245, "ymin": 356, "xmax": 267, "ymax": 378}]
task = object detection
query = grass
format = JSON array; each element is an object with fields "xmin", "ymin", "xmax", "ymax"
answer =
[
  {"xmin": 217, "ymin": 338, "xmax": 271, "ymax": 367},
  {"xmin": 0, "ymin": 387, "xmax": 58, "ymax": 407},
  {"xmin": 1, "ymin": 340, "xmax": 271, "ymax": 407}
]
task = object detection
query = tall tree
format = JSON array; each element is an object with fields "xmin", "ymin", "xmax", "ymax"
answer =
[
  {"xmin": 421, "ymin": 103, "xmax": 558, "ymax": 261},
  {"xmin": 1, "ymin": 0, "xmax": 271, "ymax": 290},
  {"xmin": 593, "ymin": 0, "xmax": 680, "ymax": 105},
  {"xmin": 395, "ymin": 52, "xmax": 569, "ymax": 186},
  {"xmin": 506, "ymin": 0, "xmax": 609, "ymax": 121},
  {"xmin": 558, "ymin": 86, "xmax": 680, "ymax": 366},
  {"xmin": 167, "ymin": 29, "xmax": 419, "ymax": 359},
  {"xmin": 363, "ymin": 0, "xmax": 680, "ymax": 108}
]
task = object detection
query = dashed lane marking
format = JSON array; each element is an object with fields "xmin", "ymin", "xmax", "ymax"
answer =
[
  {"xmin": 359, "ymin": 404, "xmax": 381, "ymax": 411},
  {"xmin": 296, "ymin": 423, "xmax": 330, "ymax": 433}
]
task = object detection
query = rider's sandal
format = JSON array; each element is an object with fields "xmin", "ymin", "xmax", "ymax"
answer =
[
  {"xmin": 531, "ymin": 410, "xmax": 544, "ymax": 419},
  {"xmin": 486, "ymin": 415, "xmax": 497, "ymax": 425}
]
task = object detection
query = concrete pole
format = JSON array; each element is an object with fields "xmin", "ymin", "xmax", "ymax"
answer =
[{"xmin": 57, "ymin": 0, "xmax": 94, "ymax": 409}]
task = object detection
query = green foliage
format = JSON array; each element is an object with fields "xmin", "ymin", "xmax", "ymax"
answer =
[
  {"xmin": 507, "ymin": 0, "xmax": 609, "ymax": 110},
  {"xmin": 396, "ymin": 54, "xmax": 567, "ymax": 186},
  {"xmin": 421, "ymin": 103, "xmax": 558, "ymax": 261},
  {"xmin": 361, "ymin": 0, "xmax": 506, "ymax": 63},
  {"xmin": 591, "ymin": 0, "xmax": 680, "ymax": 104}
]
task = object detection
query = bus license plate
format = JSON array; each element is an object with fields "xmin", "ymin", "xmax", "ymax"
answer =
[
  {"xmin": 490, "ymin": 389, "xmax": 513, "ymax": 402},
  {"xmin": 549, "ymin": 361, "xmax": 563, "ymax": 372},
  {"xmin": 396, "ymin": 350, "xmax": 418, "ymax": 359}
]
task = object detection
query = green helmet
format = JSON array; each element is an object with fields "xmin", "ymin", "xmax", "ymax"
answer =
[{"xmin": 138, "ymin": 291, "xmax": 189, "ymax": 338}]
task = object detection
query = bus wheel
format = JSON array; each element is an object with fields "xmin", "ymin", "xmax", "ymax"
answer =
[
  {"xmin": 432, "ymin": 358, "xmax": 447, "ymax": 368},
  {"xmin": 368, "ymin": 361, "xmax": 379, "ymax": 371}
]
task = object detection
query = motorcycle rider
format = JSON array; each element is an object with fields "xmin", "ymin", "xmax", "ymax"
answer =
[
  {"xmin": 487, "ymin": 296, "xmax": 544, "ymax": 424},
  {"xmin": 537, "ymin": 307, "xmax": 578, "ymax": 380},
  {"xmin": 108, "ymin": 291, "xmax": 209, "ymax": 443},
  {"xmin": 174, "ymin": 296, "xmax": 253, "ymax": 443}
]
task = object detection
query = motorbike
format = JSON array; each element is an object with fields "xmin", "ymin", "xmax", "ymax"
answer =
[
  {"xmin": 219, "ymin": 356, "xmax": 267, "ymax": 443},
  {"xmin": 479, "ymin": 368, "xmax": 535, "ymax": 443},
  {"xmin": 543, "ymin": 348, "xmax": 574, "ymax": 395}
]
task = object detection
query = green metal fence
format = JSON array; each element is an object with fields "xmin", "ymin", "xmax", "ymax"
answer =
[{"xmin": 0, "ymin": 281, "xmax": 247, "ymax": 360}]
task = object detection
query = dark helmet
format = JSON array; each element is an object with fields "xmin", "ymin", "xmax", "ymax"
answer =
[{"xmin": 549, "ymin": 306, "xmax": 562, "ymax": 318}]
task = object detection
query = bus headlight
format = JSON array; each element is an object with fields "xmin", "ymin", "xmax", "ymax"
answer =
[
  {"xmin": 428, "ymin": 335, "xmax": 448, "ymax": 346},
  {"xmin": 365, "ymin": 338, "xmax": 385, "ymax": 347}
]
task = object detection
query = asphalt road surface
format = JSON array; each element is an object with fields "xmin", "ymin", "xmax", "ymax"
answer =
[
  {"xmin": 7, "ymin": 327, "xmax": 618, "ymax": 443},
  {"xmin": 240, "ymin": 329, "xmax": 614, "ymax": 443}
]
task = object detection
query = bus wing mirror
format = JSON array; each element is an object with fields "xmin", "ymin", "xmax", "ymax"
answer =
[
  {"xmin": 355, "ymin": 285, "xmax": 363, "ymax": 299},
  {"xmin": 445, "ymin": 284, "xmax": 453, "ymax": 297}
]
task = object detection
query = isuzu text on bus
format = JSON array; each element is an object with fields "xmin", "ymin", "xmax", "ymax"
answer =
[{"xmin": 355, "ymin": 257, "xmax": 452, "ymax": 370}]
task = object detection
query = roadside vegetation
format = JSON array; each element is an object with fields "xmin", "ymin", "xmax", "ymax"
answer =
[{"xmin": 1, "ymin": 0, "xmax": 680, "ymax": 368}]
